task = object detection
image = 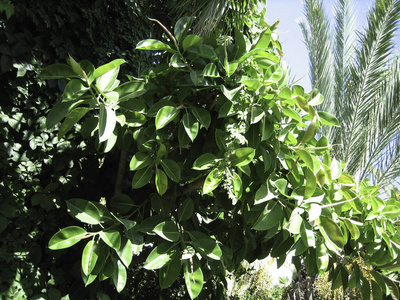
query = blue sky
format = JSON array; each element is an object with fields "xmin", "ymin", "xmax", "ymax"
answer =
[{"xmin": 265, "ymin": 0, "xmax": 391, "ymax": 91}]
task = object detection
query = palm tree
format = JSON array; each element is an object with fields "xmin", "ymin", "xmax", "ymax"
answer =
[{"xmin": 299, "ymin": 0, "xmax": 400, "ymax": 191}]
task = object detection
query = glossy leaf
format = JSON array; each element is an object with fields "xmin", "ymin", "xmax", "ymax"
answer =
[
  {"xmin": 193, "ymin": 153, "xmax": 218, "ymax": 170},
  {"xmin": 129, "ymin": 152, "xmax": 153, "ymax": 171},
  {"xmin": 159, "ymin": 254, "xmax": 182, "ymax": 289},
  {"xmin": 193, "ymin": 238, "xmax": 222, "ymax": 260},
  {"xmin": 39, "ymin": 64, "xmax": 78, "ymax": 79},
  {"xmin": 82, "ymin": 239, "xmax": 99, "ymax": 276},
  {"xmin": 318, "ymin": 111, "xmax": 339, "ymax": 126},
  {"xmin": 99, "ymin": 230, "xmax": 121, "ymax": 251},
  {"xmin": 98, "ymin": 104, "xmax": 116, "ymax": 142},
  {"xmin": 58, "ymin": 107, "xmax": 90, "ymax": 138},
  {"xmin": 62, "ymin": 79, "xmax": 89, "ymax": 101},
  {"xmin": 48, "ymin": 226, "xmax": 87, "ymax": 250},
  {"xmin": 116, "ymin": 237, "xmax": 133, "ymax": 268},
  {"xmin": 183, "ymin": 113, "xmax": 199, "ymax": 141},
  {"xmin": 136, "ymin": 39, "xmax": 175, "ymax": 53},
  {"xmin": 203, "ymin": 168, "xmax": 223, "ymax": 194},
  {"xmin": 155, "ymin": 106, "xmax": 179, "ymax": 130},
  {"xmin": 319, "ymin": 216, "xmax": 345, "ymax": 249},
  {"xmin": 183, "ymin": 35, "xmax": 202, "ymax": 51},
  {"xmin": 154, "ymin": 221, "xmax": 180, "ymax": 243},
  {"xmin": 66, "ymin": 198, "xmax": 101, "ymax": 225},
  {"xmin": 230, "ymin": 147, "xmax": 255, "ymax": 167},
  {"xmin": 144, "ymin": 242, "xmax": 178, "ymax": 270},
  {"xmin": 254, "ymin": 183, "xmax": 275, "ymax": 205},
  {"xmin": 132, "ymin": 163, "xmax": 153, "ymax": 189},
  {"xmin": 112, "ymin": 258, "xmax": 127, "ymax": 293},
  {"xmin": 184, "ymin": 258, "xmax": 203, "ymax": 299},
  {"xmin": 253, "ymin": 202, "xmax": 282, "ymax": 230},
  {"xmin": 46, "ymin": 99, "xmax": 85, "ymax": 129},
  {"xmin": 174, "ymin": 16, "xmax": 192, "ymax": 43},
  {"xmin": 161, "ymin": 159, "xmax": 181, "ymax": 183},
  {"xmin": 155, "ymin": 169, "xmax": 168, "ymax": 196}
]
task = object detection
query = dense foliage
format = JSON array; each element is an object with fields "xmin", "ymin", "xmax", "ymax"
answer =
[
  {"xmin": 41, "ymin": 15, "xmax": 400, "ymax": 299},
  {"xmin": 0, "ymin": 1, "xmax": 170, "ymax": 298}
]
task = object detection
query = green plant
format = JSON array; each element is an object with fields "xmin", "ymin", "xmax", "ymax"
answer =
[
  {"xmin": 41, "ymin": 16, "xmax": 400, "ymax": 299},
  {"xmin": 299, "ymin": 0, "xmax": 400, "ymax": 190}
]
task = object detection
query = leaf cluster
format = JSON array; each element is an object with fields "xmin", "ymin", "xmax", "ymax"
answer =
[{"xmin": 42, "ymin": 16, "xmax": 400, "ymax": 299}]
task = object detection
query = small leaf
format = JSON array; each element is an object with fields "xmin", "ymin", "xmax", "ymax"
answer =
[
  {"xmin": 39, "ymin": 64, "xmax": 78, "ymax": 79},
  {"xmin": 253, "ymin": 202, "xmax": 282, "ymax": 230},
  {"xmin": 48, "ymin": 226, "xmax": 87, "ymax": 250},
  {"xmin": 112, "ymin": 258, "xmax": 127, "ymax": 293},
  {"xmin": 159, "ymin": 254, "xmax": 182, "ymax": 289},
  {"xmin": 178, "ymin": 198, "xmax": 194, "ymax": 222},
  {"xmin": 155, "ymin": 169, "xmax": 168, "ymax": 196},
  {"xmin": 230, "ymin": 147, "xmax": 255, "ymax": 167},
  {"xmin": 153, "ymin": 221, "xmax": 180, "ymax": 242},
  {"xmin": 203, "ymin": 168, "xmax": 223, "ymax": 194},
  {"xmin": 192, "ymin": 107, "xmax": 211, "ymax": 129},
  {"xmin": 93, "ymin": 59, "xmax": 126, "ymax": 80},
  {"xmin": 193, "ymin": 153, "xmax": 218, "ymax": 170},
  {"xmin": 129, "ymin": 152, "xmax": 153, "ymax": 171},
  {"xmin": 136, "ymin": 39, "xmax": 175, "ymax": 53},
  {"xmin": 174, "ymin": 16, "xmax": 193, "ymax": 43},
  {"xmin": 318, "ymin": 111, "xmax": 339, "ymax": 126},
  {"xmin": 132, "ymin": 163, "xmax": 153, "ymax": 189},
  {"xmin": 183, "ymin": 113, "xmax": 199, "ymax": 141},
  {"xmin": 100, "ymin": 230, "xmax": 121, "ymax": 251},
  {"xmin": 144, "ymin": 242, "xmax": 178, "ymax": 270},
  {"xmin": 82, "ymin": 240, "xmax": 99, "ymax": 276},
  {"xmin": 155, "ymin": 106, "xmax": 179, "ymax": 130},
  {"xmin": 192, "ymin": 238, "xmax": 222, "ymax": 260},
  {"xmin": 161, "ymin": 159, "xmax": 181, "ymax": 183},
  {"xmin": 98, "ymin": 104, "xmax": 117, "ymax": 142},
  {"xmin": 183, "ymin": 34, "xmax": 202, "ymax": 51},
  {"xmin": 231, "ymin": 171, "xmax": 243, "ymax": 200},
  {"xmin": 62, "ymin": 79, "xmax": 89, "ymax": 101},
  {"xmin": 58, "ymin": 107, "xmax": 90, "ymax": 138},
  {"xmin": 66, "ymin": 198, "xmax": 101, "ymax": 225},
  {"xmin": 202, "ymin": 63, "xmax": 220, "ymax": 78},
  {"xmin": 184, "ymin": 258, "xmax": 203, "ymax": 299}
]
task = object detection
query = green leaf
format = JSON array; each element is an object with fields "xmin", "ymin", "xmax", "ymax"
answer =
[
  {"xmin": 112, "ymin": 258, "xmax": 127, "ymax": 293},
  {"xmin": 67, "ymin": 55, "xmax": 84, "ymax": 76},
  {"xmin": 66, "ymin": 198, "xmax": 101, "ymax": 225},
  {"xmin": 98, "ymin": 104, "xmax": 116, "ymax": 142},
  {"xmin": 297, "ymin": 149, "xmax": 315, "ymax": 173},
  {"xmin": 304, "ymin": 169, "xmax": 316, "ymax": 199},
  {"xmin": 46, "ymin": 99, "xmax": 85, "ymax": 129},
  {"xmin": 384, "ymin": 276, "xmax": 400, "ymax": 300},
  {"xmin": 178, "ymin": 198, "xmax": 194, "ymax": 222},
  {"xmin": 96, "ymin": 65, "xmax": 120, "ymax": 92},
  {"xmin": 193, "ymin": 153, "xmax": 218, "ymax": 170},
  {"xmin": 161, "ymin": 159, "xmax": 181, "ymax": 183},
  {"xmin": 174, "ymin": 16, "xmax": 193, "ymax": 43},
  {"xmin": 153, "ymin": 221, "xmax": 180, "ymax": 242},
  {"xmin": 285, "ymin": 209, "xmax": 303, "ymax": 234},
  {"xmin": 187, "ymin": 44, "xmax": 217, "ymax": 60},
  {"xmin": 250, "ymin": 106, "xmax": 265, "ymax": 124},
  {"xmin": 48, "ymin": 226, "xmax": 87, "ymax": 250},
  {"xmin": 343, "ymin": 219, "xmax": 360, "ymax": 240},
  {"xmin": 132, "ymin": 163, "xmax": 153, "ymax": 189},
  {"xmin": 155, "ymin": 169, "xmax": 168, "ymax": 196},
  {"xmin": 110, "ymin": 194, "xmax": 134, "ymax": 216},
  {"xmin": 82, "ymin": 239, "xmax": 99, "ymax": 276},
  {"xmin": 183, "ymin": 34, "xmax": 202, "ymax": 51},
  {"xmin": 230, "ymin": 147, "xmax": 255, "ymax": 167},
  {"xmin": 136, "ymin": 39, "xmax": 175, "ymax": 53},
  {"xmin": 254, "ymin": 28, "xmax": 271, "ymax": 49},
  {"xmin": 254, "ymin": 183, "xmax": 275, "ymax": 205},
  {"xmin": 184, "ymin": 258, "xmax": 203, "ymax": 299},
  {"xmin": 330, "ymin": 158, "xmax": 342, "ymax": 180},
  {"xmin": 159, "ymin": 254, "xmax": 182, "ymax": 289},
  {"xmin": 114, "ymin": 81, "xmax": 147, "ymax": 102},
  {"xmin": 39, "ymin": 64, "xmax": 79, "ymax": 79},
  {"xmin": 192, "ymin": 107, "xmax": 211, "ymax": 129},
  {"xmin": 253, "ymin": 202, "xmax": 282, "ymax": 230},
  {"xmin": 264, "ymin": 64, "xmax": 283, "ymax": 84},
  {"xmin": 319, "ymin": 216, "xmax": 345, "ymax": 249},
  {"xmin": 221, "ymin": 85, "xmax": 241, "ymax": 101},
  {"xmin": 93, "ymin": 59, "xmax": 126, "ymax": 80},
  {"xmin": 381, "ymin": 204, "xmax": 400, "ymax": 218},
  {"xmin": 202, "ymin": 63, "xmax": 220, "ymax": 78},
  {"xmin": 144, "ymin": 242, "xmax": 178, "ymax": 270},
  {"xmin": 318, "ymin": 111, "xmax": 339, "ymax": 126},
  {"xmin": 203, "ymin": 168, "xmax": 223, "ymax": 194},
  {"xmin": 183, "ymin": 113, "xmax": 199, "ymax": 141},
  {"xmin": 282, "ymin": 107, "xmax": 302, "ymax": 122},
  {"xmin": 316, "ymin": 243, "xmax": 329, "ymax": 272},
  {"xmin": 155, "ymin": 106, "xmax": 179, "ymax": 130},
  {"xmin": 231, "ymin": 171, "xmax": 243, "ymax": 200},
  {"xmin": 116, "ymin": 237, "xmax": 133, "ymax": 268},
  {"xmin": 100, "ymin": 230, "xmax": 121, "ymax": 251},
  {"xmin": 193, "ymin": 238, "xmax": 222, "ymax": 260},
  {"xmin": 58, "ymin": 107, "xmax": 90, "ymax": 138},
  {"xmin": 129, "ymin": 152, "xmax": 153, "ymax": 171},
  {"xmin": 170, "ymin": 53, "xmax": 187, "ymax": 68},
  {"xmin": 274, "ymin": 178, "xmax": 289, "ymax": 196},
  {"xmin": 62, "ymin": 79, "xmax": 89, "ymax": 101}
]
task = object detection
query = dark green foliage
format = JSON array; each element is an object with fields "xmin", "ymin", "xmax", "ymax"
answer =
[{"xmin": 0, "ymin": 1, "xmax": 173, "ymax": 299}]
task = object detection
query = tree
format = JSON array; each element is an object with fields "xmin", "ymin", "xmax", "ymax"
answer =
[
  {"xmin": 299, "ymin": 0, "xmax": 400, "ymax": 191},
  {"xmin": 41, "ymin": 15, "xmax": 400, "ymax": 299}
]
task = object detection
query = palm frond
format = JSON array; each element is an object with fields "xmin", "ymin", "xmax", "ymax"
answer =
[
  {"xmin": 342, "ymin": 0, "xmax": 400, "ymax": 173},
  {"xmin": 298, "ymin": 0, "xmax": 334, "ymax": 103}
]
